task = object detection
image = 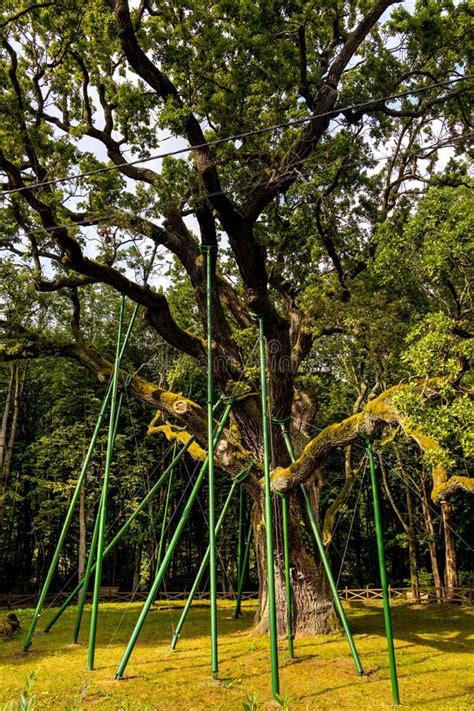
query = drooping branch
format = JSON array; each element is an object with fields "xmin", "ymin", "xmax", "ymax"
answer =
[
  {"xmin": 0, "ymin": 327, "xmax": 255, "ymax": 479},
  {"xmin": 271, "ymin": 380, "xmax": 473, "ymax": 505},
  {"xmin": 0, "ymin": 150, "xmax": 205, "ymax": 359}
]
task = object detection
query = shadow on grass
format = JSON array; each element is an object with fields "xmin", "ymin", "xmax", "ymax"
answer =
[
  {"xmin": 5, "ymin": 601, "xmax": 473, "ymax": 675},
  {"xmin": 348, "ymin": 601, "xmax": 473, "ymax": 655}
]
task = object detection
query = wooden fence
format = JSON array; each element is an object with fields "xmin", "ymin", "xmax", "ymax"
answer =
[
  {"xmin": 1, "ymin": 587, "xmax": 472, "ymax": 609},
  {"xmin": 0, "ymin": 589, "xmax": 259, "ymax": 609},
  {"xmin": 339, "ymin": 586, "xmax": 473, "ymax": 604}
]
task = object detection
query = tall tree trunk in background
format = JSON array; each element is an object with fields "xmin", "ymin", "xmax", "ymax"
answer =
[
  {"xmin": 0, "ymin": 363, "xmax": 16, "ymax": 466},
  {"xmin": 0, "ymin": 363, "xmax": 22, "ymax": 530},
  {"xmin": 419, "ymin": 475, "xmax": 443, "ymax": 601},
  {"xmin": 78, "ymin": 479, "xmax": 87, "ymax": 581},
  {"xmin": 133, "ymin": 541, "xmax": 143, "ymax": 591},
  {"xmin": 379, "ymin": 451, "xmax": 420, "ymax": 601},
  {"xmin": 440, "ymin": 500, "xmax": 459, "ymax": 602}
]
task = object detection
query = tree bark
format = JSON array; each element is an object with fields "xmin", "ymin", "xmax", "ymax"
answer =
[
  {"xmin": 133, "ymin": 541, "xmax": 143, "ymax": 591},
  {"xmin": 379, "ymin": 450, "xmax": 419, "ymax": 600},
  {"xmin": 0, "ymin": 363, "xmax": 22, "ymax": 530},
  {"xmin": 419, "ymin": 476, "xmax": 443, "ymax": 601},
  {"xmin": 0, "ymin": 363, "xmax": 16, "ymax": 468},
  {"xmin": 405, "ymin": 483, "xmax": 420, "ymax": 602},
  {"xmin": 252, "ymin": 488, "xmax": 337, "ymax": 636},
  {"xmin": 440, "ymin": 499, "xmax": 459, "ymax": 602}
]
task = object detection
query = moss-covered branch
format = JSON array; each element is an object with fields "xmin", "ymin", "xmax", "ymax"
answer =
[
  {"xmin": 0, "ymin": 329, "xmax": 255, "ymax": 478},
  {"xmin": 271, "ymin": 380, "xmax": 469, "ymax": 507}
]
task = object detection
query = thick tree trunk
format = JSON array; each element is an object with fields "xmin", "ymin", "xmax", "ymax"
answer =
[
  {"xmin": 440, "ymin": 499, "xmax": 459, "ymax": 602},
  {"xmin": 0, "ymin": 363, "xmax": 21, "ymax": 529},
  {"xmin": 252, "ymin": 487, "xmax": 337, "ymax": 636}
]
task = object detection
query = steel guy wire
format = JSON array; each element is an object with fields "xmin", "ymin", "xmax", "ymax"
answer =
[
  {"xmin": 2, "ymin": 131, "xmax": 470, "ymax": 244},
  {"xmin": 1, "ymin": 76, "xmax": 471, "ymax": 198},
  {"xmin": 335, "ymin": 460, "xmax": 368, "ymax": 588}
]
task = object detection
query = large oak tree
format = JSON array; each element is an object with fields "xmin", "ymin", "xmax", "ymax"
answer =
[{"xmin": 1, "ymin": 0, "xmax": 472, "ymax": 631}]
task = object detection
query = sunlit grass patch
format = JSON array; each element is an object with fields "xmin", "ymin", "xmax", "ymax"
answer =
[{"xmin": 0, "ymin": 601, "xmax": 472, "ymax": 710}]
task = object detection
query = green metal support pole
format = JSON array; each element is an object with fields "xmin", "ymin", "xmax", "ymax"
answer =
[
  {"xmin": 87, "ymin": 296, "xmax": 125, "ymax": 670},
  {"xmin": 203, "ymin": 244, "xmax": 218, "ymax": 678},
  {"xmin": 72, "ymin": 391, "xmax": 124, "ymax": 643},
  {"xmin": 36, "ymin": 249, "xmax": 158, "ymax": 643},
  {"xmin": 171, "ymin": 477, "xmax": 239, "ymax": 649},
  {"xmin": 233, "ymin": 522, "xmax": 252, "ymax": 620},
  {"xmin": 233, "ymin": 485, "xmax": 245, "ymax": 619},
  {"xmin": 22, "ymin": 383, "xmax": 113, "ymax": 652},
  {"xmin": 281, "ymin": 494, "xmax": 295, "ymax": 658},
  {"xmin": 155, "ymin": 443, "xmax": 176, "ymax": 569},
  {"xmin": 114, "ymin": 400, "xmax": 233, "ymax": 679},
  {"xmin": 44, "ymin": 434, "xmax": 196, "ymax": 633},
  {"xmin": 366, "ymin": 437, "xmax": 400, "ymax": 705},
  {"xmin": 279, "ymin": 423, "xmax": 364, "ymax": 676},
  {"xmin": 256, "ymin": 315, "xmax": 280, "ymax": 702}
]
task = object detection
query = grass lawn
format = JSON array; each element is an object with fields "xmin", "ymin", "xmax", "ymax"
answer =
[{"xmin": 0, "ymin": 600, "xmax": 472, "ymax": 710}]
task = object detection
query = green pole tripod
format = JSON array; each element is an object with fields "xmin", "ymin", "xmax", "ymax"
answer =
[
  {"xmin": 72, "ymin": 389, "xmax": 125, "ymax": 644},
  {"xmin": 255, "ymin": 314, "xmax": 280, "ymax": 702},
  {"xmin": 365, "ymin": 437, "xmax": 400, "ymax": 705},
  {"xmin": 233, "ymin": 485, "xmax": 246, "ymax": 619},
  {"xmin": 22, "ymin": 387, "xmax": 112, "ymax": 651},
  {"xmin": 25, "ymin": 247, "xmax": 158, "ymax": 652},
  {"xmin": 171, "ymin": 472, "xmax": 247, "ymax": 649},
  {"xmin": 278, "ymin": 422, "xmax": 364, "ymax": 676},
  {"xmin": 44, "ymin": 429, "xmax": 200, "ymax": 634},
  {"xmin": 87, "ymin": 296, "xmax": 125, "ymax": 670},
  {"xmin": 203, "ymin": 244, "xmax": 218, "ymax": 678},
  {"xmin": 233, "ymin": 521, "xmax": 253, "ymax": 620},
  {"xmin": 114, "ymin": 400, "xmax": 233, "ymax": 679}
]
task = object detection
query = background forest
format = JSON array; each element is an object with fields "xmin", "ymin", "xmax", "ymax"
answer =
[{"xmin": 1, "ymin": 254, "xmax": 472, "ymax": 600}]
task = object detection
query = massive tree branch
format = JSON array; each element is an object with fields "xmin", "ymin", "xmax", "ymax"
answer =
[
  {"xmin": 242, "ymin": 0, "xmax": 400, "ymax": 222},
  {"xmin": 271, "ymin": 380, "xmax": 472, "ymax": 506},
  {"xmin": 109, "ymin": 0, "xmax": 241, "ymax": 225},
  {"xmin": 0, "ymin": 151, "xmax": 205, "ymax": 358},
  {"xmin": 327, "ymin": 1, "xmax": 401, "ymax": 85},
  {"xmin": 0, "ymin": 328, "xmax": 256, "ymax": 483}
]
